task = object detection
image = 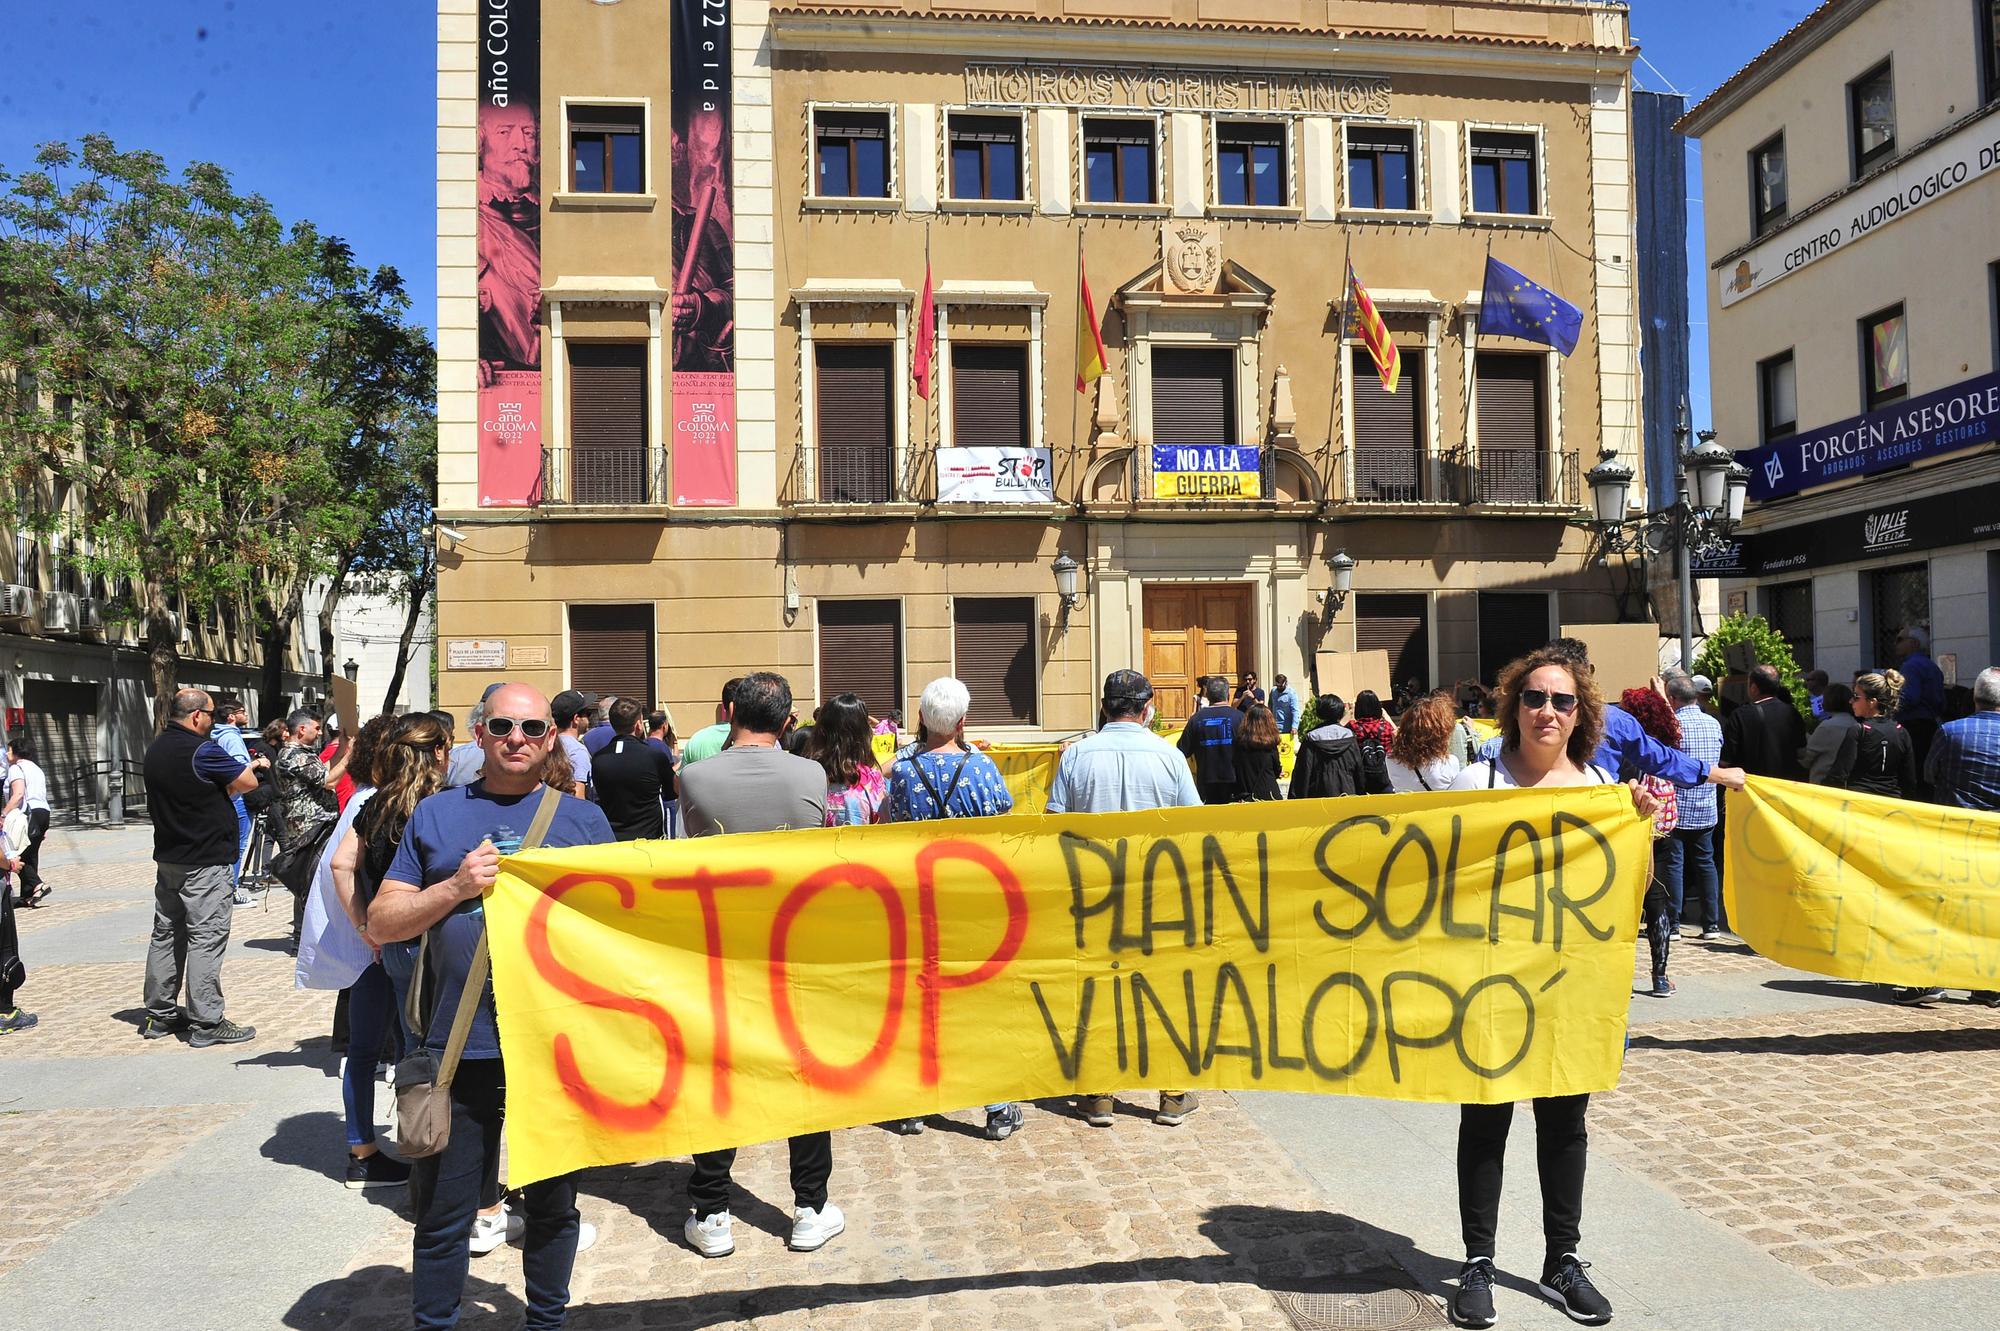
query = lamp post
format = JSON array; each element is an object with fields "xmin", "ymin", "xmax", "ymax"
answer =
[
  {"xmin": 1584, "ymin": 405, "xmax": 1743, "ymax": 670},
  {"xmin": 342, "ymin": 656, "xmax": 360, "ymax": 683},
  {"xmin": 1051, "ymin": 553, "xmax": 1082, "ymax": 634},
  {"xmin": 1325, "ymin": 549, "xmax": 1356, "ymax": 614}
]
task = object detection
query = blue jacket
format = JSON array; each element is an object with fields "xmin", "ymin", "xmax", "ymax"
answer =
[{"xmin": 1477, "ymin": 704, "xmax": 1709, "ymax": 786}]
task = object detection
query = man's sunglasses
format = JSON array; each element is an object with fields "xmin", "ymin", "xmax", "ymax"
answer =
[
  {"xmin": 1520, "ymin": 689, "xmax": 1579, "ymax": 715},
  {"xmin": 484, "ymin": 716, "xmax": 552, "ymax": 739}
]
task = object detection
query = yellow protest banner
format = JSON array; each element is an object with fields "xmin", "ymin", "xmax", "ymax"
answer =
[
  {"xmin": 486, "ymin": 788, "xmax": 1650, "ymax": 1187},
  {"xmin": 1726, "ymin": 777, "xmax": 2000, "ymax": 988}
]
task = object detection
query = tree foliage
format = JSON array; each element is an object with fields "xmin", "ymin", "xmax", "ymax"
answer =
[
  {"xmin": 1694, "ymin": 613, "xmax": 1812, "ymax": 716},
  {"xmin": 0, "ymin": 136, "xmax": 434, "ymax": 725}
]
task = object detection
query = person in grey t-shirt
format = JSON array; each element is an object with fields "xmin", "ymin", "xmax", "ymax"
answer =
[{"xmin": 673, "ymin": 672, "xmax": 842, "ymax": 1260}]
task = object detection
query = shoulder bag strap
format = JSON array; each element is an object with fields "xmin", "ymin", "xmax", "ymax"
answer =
[
  {"xmin": 435, "ymin": 785, "xmax": 561, "ymax": 1089},
  {"xmin": 1416, "ymin": 768, "xmax": 1435, "ymax": 792}
]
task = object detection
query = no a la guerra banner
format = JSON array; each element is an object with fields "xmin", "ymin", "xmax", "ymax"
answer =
[
  {"xmin": 1153, "ymin": 445, "xmax": 1262, "ymax": 500},
  {"xmin": 486, "ymin": 787, "xmax": 1650, "ymax": 1186}
]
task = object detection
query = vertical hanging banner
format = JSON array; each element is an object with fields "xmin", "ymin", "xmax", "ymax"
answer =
[
  {"xmin": 670, "ymin": 0, "xmax": 738, "ymax": 505},
  {"xmin": 476, "ymin": 0, "xmax": 545, "ymax": 506}
]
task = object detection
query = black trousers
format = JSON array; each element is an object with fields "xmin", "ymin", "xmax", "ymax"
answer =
[
  {"xmin": 1644, "ymin": 838, "xmax": 1674, "ymax": 978},
  {"xmin": 0, "ymin": 879, "xmax": 19, "ymax": 1009},
  {"xmin": 689, "ymin": 1132, "xmax": 831, "ymax": 1221},
  {"xmin": 1458, "ymin": 1094, "xmax": 1590, "ymax": 1262},
  {"xmin": 17, "ymin": 808, "xmax": 49, "ymax": 896}
]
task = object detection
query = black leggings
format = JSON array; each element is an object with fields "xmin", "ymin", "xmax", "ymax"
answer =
[
  {"xmin": 17, "ymin": 808, "xmax": 49, "ymax": 896},
  {"xmin": 1458, "ymin": 1094, "xmax": 1589, "ymax": 1262},
  {"xmin": 1645, "ymin": 836, "xmax": 1674, "ymax": 979},
  {"xmin": 0, "ymin": 881, "xmax": 18, "ymax": 1009}
]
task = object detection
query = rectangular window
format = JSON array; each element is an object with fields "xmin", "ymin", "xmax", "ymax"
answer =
[
  {"xmin": 568, "ymin": 603, "xmax": 655, "ymax": 706},
  {"xmin": 1082, "ymin": 117, "xmax": 1156, "ymax": 204},
  {"xmin": 818, "ymin": 599, "xmax": 903, "ymax": 720},
  {"xmin": 1764, "ymin": 581, "xmax": 1814, "ymax": 671},
  {"xmin": 1355, "ymin": 593, "xmax": 1430, "ymax": 694},
  {"xmin": 951, "ymin": 344, "xmax": 1029, "ymax": 447},
  {"xmin": 1758, "ymin": 350, "xmax": 1798, "ymax": 441},
  {"xmin": 568, "ymin": 342, "xmax": 648, "ymax": 503},
  {"xmin": 568, "ymin": 104, "xmax": 645, "ymax": 194},
  {"xmin": 815, "ymin": 343, "xmax": 894, "ymax": 504},
  {"xmin": 1985, "ymin": 0, "xmax": 2000, "ymax": 105},
  {"xmin": 1849, "ymin": 61, "xmax": 1897, "ymax": 178},
  {"xmin": 1477, "ymin": 591, "xmax": 1552, "ymax": 686},
  {"xmin": 1473, "ymin": 352, "xmax": 1547, "ymax": 502},
  {"xmin": 1750, "ymin": 132, "xmax": 1788, "ymax": 238},
  {"xmin": 954, "ymin": 597, "xmax": 1037, "ymax": 725},
  {"xmin": 1347, "ymin": 126, "xmax": 1416, "ymax": 211},
  {"xmin": 1860, "ymin": 303, "xmax": 1908, "ymax": 411},
  {"xmin": 1217, "ymin": 122, "xmax": 1286, "ymax": 207},
  {"xmin": 1351, "ymin": 348, "xmax": 1427, "ymax": 501},
  {"xmin": 814, "ymin": 109, "xmax": 892, "ymax": 198},
  {"xmin": 1150, "ymin": 347, "xmax": 1235, "ymax": 447},
  {"xmin": 949, "ymin": 113, "xmax": 1024, "ymax": 202},
  {"xmin": 1469, "ymin": 130, "xmax": 1538, "ymax": 216},
  {"xmin": 1869, "ymin": 563, "xmax": 1928, "ymax": 666}
]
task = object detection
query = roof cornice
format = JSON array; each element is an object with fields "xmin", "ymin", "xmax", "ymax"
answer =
[{"xmin": 1676, "ymin": 0, "xmax": 1877, "ymax": 137}]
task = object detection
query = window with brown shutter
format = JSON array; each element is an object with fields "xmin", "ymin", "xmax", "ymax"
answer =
[
  {"xmin": 816, "ymin": 343, "xmax": 894, "ymax": 503},
  {"xmin": 568, "ymin": 603, "xmax": 655, "ymax": 705},
  {"xmin": 1474, "ymin": 352, "xmax": 1546, "ymax": 502},
  {"xmin": 954, "ymin": 597, "xmax": 1037, "ymax": 725},
  {"xmin": 951, "ymin": 344, "xmax": 1029, "ymax": 448},
  {"xmin": 1477, "ymin": 591, "xmax": 1551, "ymax": 685},
  {"xmin": 1355, "ymin": 594, "xmax": 1429, "ymax": 694},
  {"xmin": 1152, "ymin": 347, "xmax": 1234, "ymax": 447},
  {"xmin": 1351, "ymin": 348, "xmax": 1425, "ymax": 501},
  {"xmin": 818, "ymin": 599, "xmax": 902, "ymax": 719},
  {"xmin": 569, "ymin": 342, "xmax": 648, "ymax": 503}
]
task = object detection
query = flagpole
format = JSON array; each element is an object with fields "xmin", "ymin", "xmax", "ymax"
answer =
[
  {"xmin": 1463, "ymin": 234, "xmax": 1493, "ymax": 460},
  {"xmin": 1328, "ymin": 229, "xmax": 1354, "ymax": 474}
]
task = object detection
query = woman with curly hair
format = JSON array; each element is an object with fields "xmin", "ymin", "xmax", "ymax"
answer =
[
  {"xmin": 1385, "ymin": 691, "xmax": 1463, "ymax": 792},
  {"xmin": 1621, "ymin": 686, "xmax": 1682, "ymax": 999},
  {"xmin": 1445, "ymin": 648, "xmax": 1659, "ymax": 1329}
]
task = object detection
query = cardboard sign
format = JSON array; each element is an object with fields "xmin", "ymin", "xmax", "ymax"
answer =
[
  {"xmin": 330, "ymin": 675, "xmax": 361, "ymax": 739},
  {"xmin": 1312, "ymin": 649, "xmax": 1391, "ymax": 705},
  {"xmin": 1561, "ymin": 623, "xmax": 1664, "ymax": 699}
]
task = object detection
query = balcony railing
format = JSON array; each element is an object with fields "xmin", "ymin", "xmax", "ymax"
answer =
[
  {"xmin": 1348, "ymin": 448, "xmax": 1440, "ymax": 504},
  {"xmin": 538, "ymin": 447, "xmax": 661, "ymax": 505},
  {"xmin": 1457, "ymin": 447, "xmax": 1579, "ymax": 506}
]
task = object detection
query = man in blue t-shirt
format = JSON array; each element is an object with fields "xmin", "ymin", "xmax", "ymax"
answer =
[{"xmin": 371, "ymin": 682, "xmax": 612, "ymax": 1331}]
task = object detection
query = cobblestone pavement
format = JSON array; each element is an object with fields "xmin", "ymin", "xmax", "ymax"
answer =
[{"xmin": 8, "ymin": 824, "xmax": 2000, "ymax": 1331}]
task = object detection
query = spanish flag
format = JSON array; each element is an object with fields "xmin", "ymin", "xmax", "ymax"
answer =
[
  {"xmin": 1076, "ymin": 249, "xmax": 1108, "ymax": 393},
  {"xmin": 1348, "ymin": 265, "xmax": 1400, "ymax": 394}
]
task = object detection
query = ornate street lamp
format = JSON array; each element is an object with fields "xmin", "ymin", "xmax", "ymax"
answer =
[
  {"xmin": 1051, "ymin": 553, "xmax": 1081, "ymax": 611},
  {"xmin": 1325, "ymin": 549, "xmax": 1357, "ymax": 614},
  {"xmin": 1586, "ymin": 448, "xmax": 1635, "ymax": 527}
]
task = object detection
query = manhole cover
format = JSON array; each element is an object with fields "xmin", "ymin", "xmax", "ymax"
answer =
[{"xmin": 1272, "ymin": 1285, "xmax": 1449, "ymax": 1331}]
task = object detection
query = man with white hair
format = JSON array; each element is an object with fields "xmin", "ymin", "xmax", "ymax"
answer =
[
  {"xmin": 1895, "ymin": 625, "xmax": 1947, "ymax": 780},
  {"xmin": 1927, "ymin": 666, "xmax": 2000, "ymax": 813},
  {"xmin": 883, "ymin": 677, "xmax": 1019, "ymax": 1139}
]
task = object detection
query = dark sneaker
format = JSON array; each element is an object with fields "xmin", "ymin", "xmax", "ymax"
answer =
[
  {"xmin": 1155, "ymin": 1091, "xmax": 1199, "ymax": 1126},
  {"xmin": 1079, "ymin": 1095, "xmax": 1115, "ymax": 1127},
  {"xmin": 888, "ymin": 1117, "xmax": 926, "ymax": 1136},
  {"xmin": 1450, "ymin": 1258, "xmax": 1496, "ymax": 1328},
  {"xmin": 345, "ymin": 1150, "xmax": 412, "ymax": 1190},
  {"xmin": 1697, "ymin": 926, "xmax": 1720, "ymax": 940},
  {"xmin": 1970, "ymin": 991, "xmax": 2000, "ymax": 1007},
  {"xmin": 1892, "ymin": 987, "xmax": 1946, "ymax": 1006},
  {"xmin": 1539, "ymin": 1254, "xmax": 1612, "ymax": 1324},
  {"xmin": 0, "ymin": 1008, "xmax": 39, "ymax": 1034},
  {"xmin": 138, "ymin": 1015, "xmax": 183, "ymax": 1041},
  {"xmin": 983, "ymin": 1103, "xmax": 1024, "ymax": 1141},
  {"xmin": 189, "ymin": 1019, "xmax": 256, "ymax": 1048},
  {"xmin": 1651, "ymin": 975, "xmax": 1675, "ymax": 998}
]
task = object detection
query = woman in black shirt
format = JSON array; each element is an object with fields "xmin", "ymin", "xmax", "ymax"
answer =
[
  {"xmin": 1233, "ymin": 703, "xmax": 1284, "ymax": 800},
  {"xmin": 1847, "ymin": 671, "xmax": 1918, "ymax": 799}
]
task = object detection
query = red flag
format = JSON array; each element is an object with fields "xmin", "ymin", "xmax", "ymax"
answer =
[
  {"xmin": 1076, "ymin": 256, "xmax": 1107, "ymax": 393},
  {"xmin": 913, "ymin": 260, "xmax": 936, "ymax": 400}
]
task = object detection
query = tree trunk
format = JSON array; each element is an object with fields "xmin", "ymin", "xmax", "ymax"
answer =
[
  {"xmin": 145, "ymin": 602, "xmax": 180, "ymax": 734},
  {"xmin": 380, "ymin": 573, "xmax": 429, "ymax": 714},
  {"xmin": 255, "ymin": 589, "xmax": 299, "ymax": 722}
]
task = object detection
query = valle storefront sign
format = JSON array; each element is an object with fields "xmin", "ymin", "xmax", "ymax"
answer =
[
  {"xmin": 1694, "ymin": 479, "xmax": 2000, "ymax": 579},
  {"xmin": 1718, "ymin": 104, "xmax": 2000, "ymax": 309},
  {"xmin": 1739, "ymin": 370, "xmax": 2000, "ymax": 501}
]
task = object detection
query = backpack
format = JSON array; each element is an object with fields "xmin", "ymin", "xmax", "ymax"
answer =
[{"xmin": 1357, "ymin": 733, "xmax": 1392, "ymax": 795}]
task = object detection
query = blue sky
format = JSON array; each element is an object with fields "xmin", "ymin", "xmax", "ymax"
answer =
[{"xmin": 0, "ymin": 0, "xmax": 1816, "ymax": 428}]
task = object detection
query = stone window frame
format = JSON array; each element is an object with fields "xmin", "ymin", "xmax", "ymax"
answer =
[
  {"xmin": 541, "ymin": 278, "xmax": 670, "ymax": 506},
  {"xmin": 554, "ymin": 97, "xmax": 656, "ymax": 210},
  {"xmin": 933, "ymin": 281, "xmax": 1050, "ymax": 452},
  {"xmin": 1339, "ymin": 117, "xmax": 1429, "ymax": 220},
  {"xmin": 791, "ymin": 279, "xmax": 916, "ymax": 505},
  {"xmin": 940, "ymin": 106, "xmax": 1035, "ymax": 213},
  {"xmin": 1461, "ymin": 120, "xmax": 1553, "ymax": 229},
  {"xmin": 804, "ymin": 101, "xmax": 902, "ymax": 211},
  {"xmin": 1333, "ymin": 290, "xmax": 1445, "ymax": 503},
  {"xmin": 1208, "ymin": 114, "xmax": 1301, "ymax": 218},
  {"xmin": 1074, "ymin": 110, "xmax": 1169, "ymax": 216}
]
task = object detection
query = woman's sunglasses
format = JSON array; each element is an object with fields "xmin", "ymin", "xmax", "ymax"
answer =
[
  {"xmin": 1520, "ymin": 689, "xmax": 1579, "ymax": 715},
  {"xmin": 483, "ymin": 716, "xmax": 552, "ymax": 739}
]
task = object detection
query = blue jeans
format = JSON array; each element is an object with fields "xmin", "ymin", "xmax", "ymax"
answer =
[
  {"xmin": 1668, "ymin": 825, "xmax": 1719, "ymax": 930},
  {"xmin": 410, "ymin": 1057, "xmax": 579, "ymax": 1330},
  {"xmin": 233, "ymin": 798, "xmax": 250, "ymax": 884},
  {"xmin": 342, "ymin": 962, "xmax": 396, "ymax": 1149}
]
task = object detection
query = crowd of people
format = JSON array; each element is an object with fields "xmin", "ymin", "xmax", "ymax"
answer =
[{"xmin": 4, "ymin": 616, "xmax": 1996, "ymax": 1330}]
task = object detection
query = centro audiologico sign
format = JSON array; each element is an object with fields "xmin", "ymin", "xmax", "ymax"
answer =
[{"xmin": 1717, "ymin": 106, "xmax": 2000, "ymax": 309}]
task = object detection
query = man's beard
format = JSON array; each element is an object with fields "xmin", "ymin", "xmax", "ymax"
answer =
[{"xmin": 485, "ymin": 154, "xmax": 534, "ymax": 198}]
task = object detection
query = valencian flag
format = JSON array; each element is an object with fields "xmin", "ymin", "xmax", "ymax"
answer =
[
  {"xmin": 1076, "ymin": 250, "xmax": 1108, "ymax": 393},
  {"xmin": 913, "ymin": 259, "xmax": 936, "ymax": 400},
  {"xmin": 1478, "ymin": 256, "xmax": 1583, "ymax": 357},
  {"xmin": 1347, "ymin": 266, "xmax": 1400, "ymax": 394}
]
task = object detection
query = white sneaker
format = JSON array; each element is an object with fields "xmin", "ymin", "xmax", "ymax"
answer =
[
  {"xmin": 574, "ymin": 1219, "xmax": 597, "ymax": 1253},
  {"xmin": 789, "ymin": 1202, "xmax": 845, "ymax": 1252},
  {"xmin": 469, "ymin": 1205, "xmax": 522, "ymax": 1256},
  {"xmin": 684, "ymin": 1209, "xmax": 735, "ymax": 1258}
]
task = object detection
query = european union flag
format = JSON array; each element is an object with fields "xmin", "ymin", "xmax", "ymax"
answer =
[{"xmin": 1478, "ymin": 257, "xmax": 1582, "ymax": 357}]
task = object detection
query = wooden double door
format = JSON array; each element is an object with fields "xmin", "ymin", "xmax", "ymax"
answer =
[{"xmin": 1143, "ymin": 583, "xmax": 1254, "ymax": 724}]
